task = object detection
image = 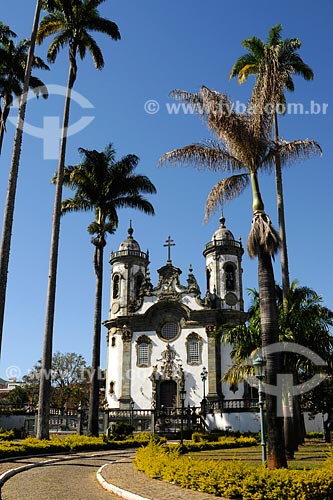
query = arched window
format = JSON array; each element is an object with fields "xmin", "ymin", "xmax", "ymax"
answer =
[
  {"xmin": 111, "ymin": 336, "xmax": 116, "ymax": 347},
  {"xmin": 112, "ymin": 274, "xmax": 120, "ymax": 299},
  {"xmin": 186, "ymin": 333, "xmax": 202, "ymax": 365},
  {"xmin": 134, "ymin": 273, "xmax": 144, "ymax": 299},
  {"xmin": 109, "ymin": 381, "xmax": 115, "ymax": 394},
  {"xmin": 136, "ymin": 335, "xmax": 152, "ymax": 367},
  {"xmin": 206, "ymin": 268, "xmax": 211, "ymax": 291},
  {"xmin": 225, "ymin": 263, "xmax": 236, "ymax": 291}
]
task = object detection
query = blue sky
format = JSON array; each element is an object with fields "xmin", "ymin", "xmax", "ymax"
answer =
[{"xmin": 0, "ymin": 0, "xmax": 332, "ymax": 380}]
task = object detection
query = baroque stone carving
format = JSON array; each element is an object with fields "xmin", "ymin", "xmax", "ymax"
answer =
[{"xmin": 205, "ymin": 324, "xmax": 216, "ymax": 337}]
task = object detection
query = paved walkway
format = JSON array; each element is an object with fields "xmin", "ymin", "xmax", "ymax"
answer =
[
  {"xmin": 0, "ymin": 449, "xmax": 224, "ymax": 500},
  {"xmin": 100, "ymin": 457, "xmax": 225, "ymax": 500}
]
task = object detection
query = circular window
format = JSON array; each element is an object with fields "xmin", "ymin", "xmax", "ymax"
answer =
[{"xmin": 159, "ymin": 322, "xmax": 179, "ymax": 341}]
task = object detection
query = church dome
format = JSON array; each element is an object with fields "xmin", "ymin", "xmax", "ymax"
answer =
[
  {"xmin": 119, "ymin": 225, "xmax": 141, "ymax": 252},
  {"xmin": 212, "ymin": 216, "xmax": 234, "ymax": 241}
]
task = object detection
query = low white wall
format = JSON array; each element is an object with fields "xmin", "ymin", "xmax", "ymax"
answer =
[
  {"xmin": 0, "ymin": 415, "xmax": 25, "ymax": 431},
  {"xmin": 205, "ymin": 411, "xmax": 260, "ymax": 432}
]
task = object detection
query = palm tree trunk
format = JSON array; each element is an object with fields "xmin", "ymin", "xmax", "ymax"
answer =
[
  {"xmin": 0, "ymin": 106, "xmax": 6, "ymax": 155},
  {"xmin": 0, "ymin": 0, "xmax": 43, "ymax": 358},
  {"xmin": 258, "ymin": 248, "xmax": 287, "ymax": 468},
  {"xmin": 0, "ymin": 94, "xmax": 12, "ymax": 155},
  {"xmin": 273, "ymin": 112, "xmax": 290, "ymax": 298},
  {"xmin": 36, "ymin": 61, "xmax": 76, "ymax": 440},
  {"xmin": 273, "ymin": 112, "xmax": 299, "ymax": 456},
  {"xmin": 88, "ymin": 235, "xmax": 105, "ymax": 437}
]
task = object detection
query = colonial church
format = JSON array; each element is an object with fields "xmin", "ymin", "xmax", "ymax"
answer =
[{"xmin": 104, "ymin": 216, "xmax": 262, "ymax": 431}]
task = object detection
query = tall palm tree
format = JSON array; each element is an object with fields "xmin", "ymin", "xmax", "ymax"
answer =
[
  {"xmin": 229, "ymin": 25, "xmax": 315, "ymax": 456},
  {"xmin": 55, "ymin": 144, "xmax": 156, "ymax": 436},
  {"xmin": 229, "ymin": 24, "xmax": 314, "ymax": 301},
  {"xmin": 0, "ymin": 1, "xmax": 55, "ymax": 360},
  {"xmin": 35, "ymin": 0, "xmax": 120, "ymax": 440},
  {"xmin": 0, "ymin": 37, "xmax": 49, "ymax": 154},
  {"xmin": 160, "ymin": 49, "xmax": 320, "ymax": 468}
]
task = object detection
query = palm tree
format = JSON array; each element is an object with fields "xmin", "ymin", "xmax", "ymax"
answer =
[
  {"xmin": 0, "ymin": 2, "xmax": 55, "ymax": 360},
  {"xmin": 35, "ymin": 0, "xmax": 120, "ymax": 440},
  {"xmin": 160, "ymin": 49, "xmax": 320, "ymax": 468},
  {"xmin": 229, "ymin": 24, "xmax": 314, "ymax": 301},
  {"xmin": 0, "ymin": 37, "xmax": 49, "ymax": 154},
  {"xmin": 55, "ymin": 144, "xmax": 156, "ymax": 436},
  {"xmin": 229, "ymin": 26, "xmax": 315, "ymax": 456}
]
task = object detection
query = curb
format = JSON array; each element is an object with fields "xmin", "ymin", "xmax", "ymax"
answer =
[
  {"xmin": 0, "ymin": 457, "xmax": 66, "ymax": 488},
  {"xmin": 97, "ymin": 464, "xmax": 150, "ymax": 500}
]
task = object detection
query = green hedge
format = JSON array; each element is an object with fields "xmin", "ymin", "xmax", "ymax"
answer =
[
  {"xmin": 0, "ymin": 434, "xmax": 154, "ymax": 459},
  {"xmin": 134, "ymin": 442, "xmax": 333, "ymax": 500},
  {"xmin": 0, "ymin": 429, "xmax": 16, "ymax": 441},
  {"xmin": 170, "ymin": 435, "xmax": 257, "ymax": 453}
]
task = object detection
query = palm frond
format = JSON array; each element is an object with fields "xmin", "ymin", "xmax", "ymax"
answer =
[
  {"xmin": 61, "ymin": 197, "xmax": 94, "ymax": 214},
  {"xmin": 160, "ymin": 142, "xmax": 243, "ymax": 173},
  {"xmin": 221, "ymin": 361, "xmax": 254, "ymax": 385},
  {"xmin": 84, "ymin": 17, "xmax": 120, "ymax": 41},
  {"xmin": 46, "ymin": 32, "xmax": 71, "ymax": 63},
  {"xmin": 247, "ymin": 211, "xmax": 280, "ymax": 257},
  {"xmin": 78, "ymin": 32, "xmax": 104, "ymax": 68},
  {"xmin": 238, "ymin": 63, "xmax": 257, "ymax": 84},
  {"xmin": 241, "ymin": 36, "xmax": 265, "ymax": 59},
  {"xmin": 263, "ymin": 139, "xmax": 322, "ymax": 169},
  {"xmin": 267, "ymin": 24, "xmax": 283, "ymax": 46},
  {"xmin": 205, "ymin": 174, "xmax": 249, "ymax": 222},
  {"xmin": 229, "ymin": 54, "xmax": 257, "ymax": 80},
  {"xmin": 28, "ymin": 77, "xmax": 48, "ymax": 98}
]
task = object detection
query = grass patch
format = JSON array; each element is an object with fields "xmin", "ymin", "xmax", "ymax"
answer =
[{"xmin": 187, "ymin": 438, "xmax": 330, "ymax": 469}]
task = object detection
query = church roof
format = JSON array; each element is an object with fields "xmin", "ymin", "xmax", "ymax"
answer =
[
  {"xmin": 118, "ymin": 225, "xmax": 141, "ymax": 252},
  {"xmin": 211, "ymin": 216, "xmax": 235, "ymax": 241}
]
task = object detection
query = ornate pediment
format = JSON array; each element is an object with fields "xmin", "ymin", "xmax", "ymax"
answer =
[{"xmin": 150, "ymin": 344, "xmax": 184, "ymax": 382}]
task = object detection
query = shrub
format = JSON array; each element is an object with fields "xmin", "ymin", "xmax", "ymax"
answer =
[
  {"xmin": 0, "ymin": 429, "xmax": 16, "ymax": 441},
  {"xmin": 175, "ymin": 435, "xmax": 257, "ymax": 453},
  {"xmin": 0, "ymin": 433, "xmax": 150, "ymax": 459},
  {"xmin": 134, "ymin": 441, "xmax": 333, "ymax": 500},
  {"xmin": 109, "ymin": 422, "xmax": 134, "ymax": 441}
]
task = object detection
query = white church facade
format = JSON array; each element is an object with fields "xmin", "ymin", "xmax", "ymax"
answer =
[{"xmin": 104, "ymin": 217, "xmax": 263, "ymax": 432}]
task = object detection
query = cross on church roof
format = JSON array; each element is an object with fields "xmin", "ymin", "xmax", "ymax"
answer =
[{"xmin": 164, "ymin": 235, "xmax": 175, "ymax": 264}]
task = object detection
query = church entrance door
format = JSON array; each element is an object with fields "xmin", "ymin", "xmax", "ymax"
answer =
[{"xmin": 159, "ymin": 380, "xmax": 177, "ymax": 408}]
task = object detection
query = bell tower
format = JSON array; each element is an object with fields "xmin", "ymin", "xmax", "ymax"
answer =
[
  {"xmin": 109, "ymin": 224, "xmax": 149, "ymax": 318},
  {"xmin": 203, "ymin": 216, "xmax": 244, "ymax": 311}
]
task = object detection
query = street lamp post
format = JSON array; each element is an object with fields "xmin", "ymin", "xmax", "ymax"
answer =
[
  {"xmin": 130, "ymin": 399, "xmax": 135, "ymax": 427},
  {"xmin": 200, "ymin": 366, "xmax": 208, "ymax": 418},
  {"xmin": 180, "ymin": 388, "xmax": 186, "ymax": 446},
  {"xmin": 253, "ymin": 356, "xmax": 267, "ymax": 464}
]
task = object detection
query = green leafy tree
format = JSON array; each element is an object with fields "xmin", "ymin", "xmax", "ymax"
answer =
[
  {"xmin": 160, "ymin": 47, "xmax": 320, "ymax": 467},
  {"xmin": 0, "ymin": 1, "xmax": 55, "ymax": 361},
  {"xmin": 6, "ymin": 385, "xmax": 29, "ymax": 405},
  {"xmin": 57, "ymin": 144, "xmax": 156, "ymax": 436},
  {"xmin": 302, "ymin": 375, "xmax": 333, "ymax": 442},
  {"xmin": 22, "ymin": 352, "xmax": 89, "ymax": 408},
  {"xmin": 229, "ymin": 24, "xmax": 314, "ymax": 301},
  {"xmin": 35, "ymin": 0, "xmax": 120, "ymax": 440},
  {"xmin": 222, "ymin": 283, "xmax": 333, "ymax": 450},
  {"xmin": 0, "ymin": 36, "xmax": 49, "ymax": 153}
]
